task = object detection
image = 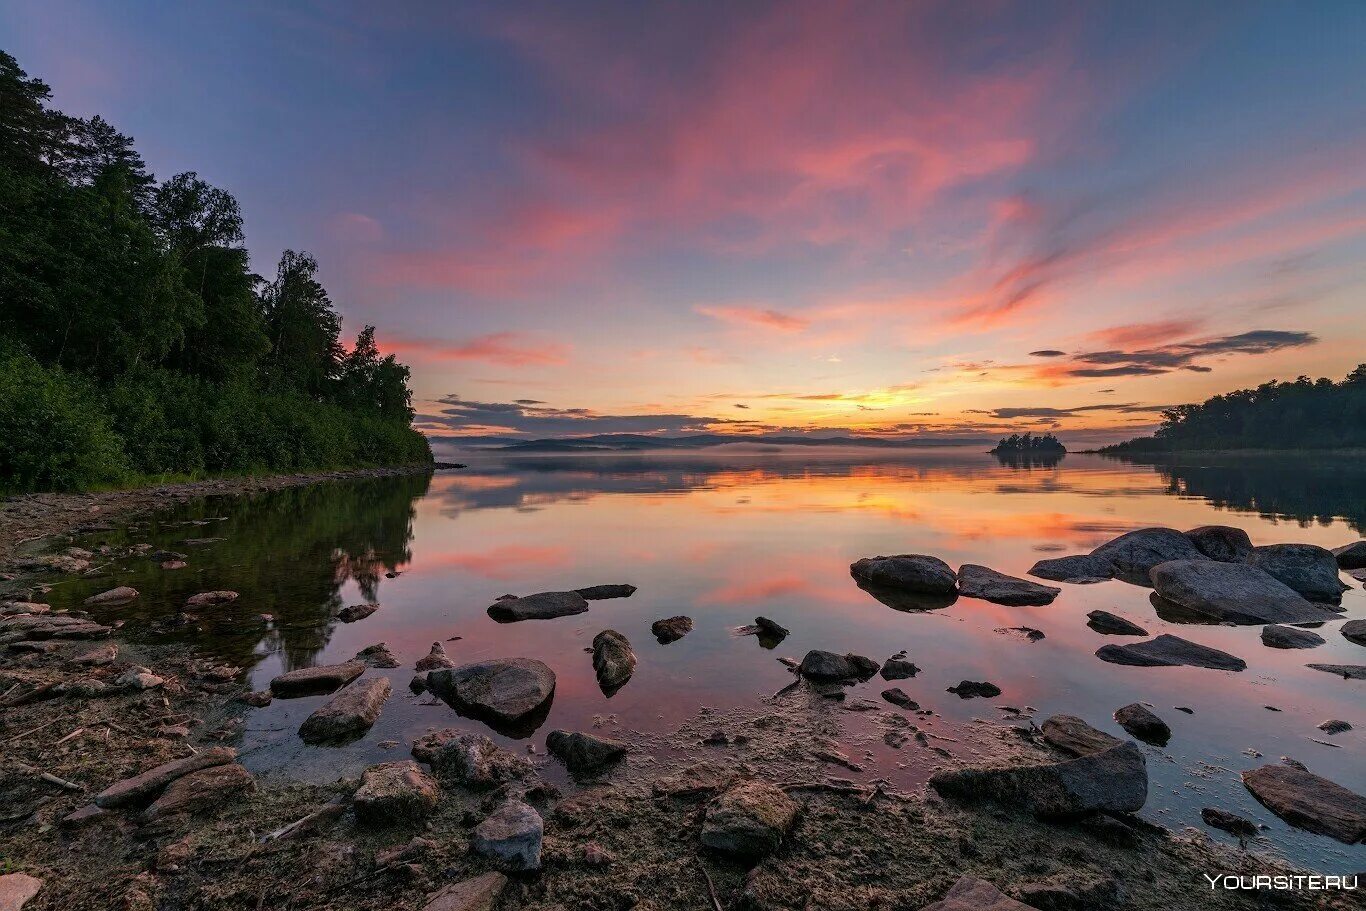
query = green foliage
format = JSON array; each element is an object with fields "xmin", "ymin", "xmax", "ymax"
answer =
[
  {"xmin": 990, "ymin": 432, "xmax": 1065, "ymax": 453},
  {"xmin": 0, "ymin": 50, "xmax": 430, "ymax": 491},
  {"xmin": 1104, "ymin": 366, "xmax": 1366, "ymax": 453}
]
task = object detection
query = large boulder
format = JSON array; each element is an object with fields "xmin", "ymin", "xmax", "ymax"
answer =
[
  {"xmin": 1148, "ymin": 560, "xmax": 1338, "ymax": 624},
  {"xmin": 95, "ymin": 747, "xmax": 237, "ymax": 808},
  {"xmin": 1091, "ymin": 527, "xmax": 1209, "ymax": 581},
  {"xmin": 546, "ymin": 730, "xmax": 628, "ymax": 777},
  {"xmin": 419, "ymin": 873, "xmax": 507, "ymax": 911},
  {"xmin": 849, "ymin": 555, "xmax": 956, "ymax": 594},
  {"xmin": 141, "ymin": 763, "xmax": 254, "ymax": 820},
  {"xmin": 472, "ymin": 800, "xmax": 543, "ymax": 870},
  {"xmin": 487, "ymin": 591, "xmax": 588, "ymax": 622},
  {"xmin": 426, "ymin": 658, "xmax": 556, "ymax": 736},
  {"xmin": 1247, "ymin": 544, "xmax": 1349, "ymax": 603},
  {"xmin": 919, "ymin": 877, "xmax": 1034, "ymax": 911},
  {"xmin": 591, "ymin": 630, "xmax": 636, "ymax": 693},
  {"xmin": 298, "ymin": 676, "xmax": 391, "ymax": 744},
  {"xmin": 1113, "ymin": 703, "xmax": 1170, "ymax": 746},
  {"xmin": 1028, "ymin": 554, "xmax": 1113, "ymax": 584},
  {"xmin": 798, "ymin": 650, "xmax": 879, "ymax": 682},
  {"xmin": 929, "ymin": 741, "xmax": 1148, "ymax": 819},
  {"xmin": 1040, "ymin": 715, "xmax": 1122, "ymax": 757},
  {"xmin": 270, "ymin": 660, "xmax": 365, "ymax": 697},
  {"xmin": 956, "ymin": 564, "xmax": 1060, "ymax": 606},
  {"xmin": 1342, "ymin": 619, "xmax": 1366, "ymax": 646},
  {"xmin": 411, "ymin": 730, "xmax": 531, "ymax": 786},
  {"xmin": 1242, "ymin": 765, "xmax": 1366, "ymax": 844},
  {"xmin": 699, "ymin": 780, "xmax": 800, "ymax": 858},
  {"xmin": 1184, "ymin": 526, "xmax": 1254, "ymax": 563},
  {"xmin": 1261, "ymin": 624, "xmax": 1325, "ymax": 649},
  {"xmin": 1085, "ymin": 610, "xmax": 1147, "ymax": 636},
  {"xmin": 1095, "ymin": 634, "xmax": 1246, "ymax": 671},
  {"xmin": 353, "ymin": 761, "xmax": 439, "ymax": 824},
  {"xmin": 1332, "ymin": 541, "xmax": 1366, "ymax": 570}
]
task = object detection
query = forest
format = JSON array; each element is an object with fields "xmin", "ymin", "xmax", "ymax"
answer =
[
  {"xmin": 0, "ymin": 51, "xmax": 430, "ymax": 491},
  {"xmin": 1103, "ymin": 365, "xmax": 1366, "ymax": 454},
  {"xmin": 989, "ymin": 432, "xmax": 1066, "ymax": 454}
]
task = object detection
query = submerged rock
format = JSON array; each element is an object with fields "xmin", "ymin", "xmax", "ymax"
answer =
[
  {"xmin": 591, "ymin": 629, "xmax": 636, "ymax": 693},
  {"xmin": 298, "ymin": 676, "xmax": 391, "ymax": 744},
  {"xmin": 920, "ymin": 876, "xmax": 1033, "ymax": 911},
  {"xmin": 575, "ymin": 583, "xmax": 637, "ymax": 600},
  {"xmin": 1148, "ymin": 560, "xmax": 1337, "ymax": 624},
  {"xmin": 1340, "ymin": 618, "xmax": 1366, "ymax": 646},
  {"xmin": 1242, "ymin": 764, "xmax": 1366, "ymax": 844},
  {"xmin": 1096, "ymin": 634, "xmax": 1246, "ymax": 671},
  {"xmin": 880, "ymin": 657, "xmax": 920, "ymax": 680},
  {"xmin": 472, "ymin": 800, "xmax": 543, "ymax": 870},
  {"xmin": 487, "ymin": 591, "xmax": 588, "ymax": 622},
  {"xmin": 798, "ymin": 650, "xmax": 879, "ymax": 682},
  {"xmin": 419, "ymin": 873, "xmax": 507, "ymax": 911},
  {"xmin": 546, "ymin": 730, "xmax": 628, "ymax": 777},
  {"xmin": 184, "ymin": 590, "xmax": 238, "ymax": 607},
  {"xmin": 700, "ymin": 780, "xmax": 799, "ymax": 858},
  {"xmin": 95, "ymin": 746, "xmax": 237, "ymax": 808},
  {"xmin": 1318, "ymin": 719, "xmax": 1352, "ymax": 735},
  {"xmin": 752, "ymin": 616, "xmax": 789, "ymax": 643},
  {"xmin": 1332, "ymin": 540, "xmax": 1366, "ymax": 570},
  {"xmin": 1201, "ymin": 807, "xmax": 1259, "ymax": 838},
  {"xmin": 1260, "ymin": 624, "xmax": 1325, "ymax": 649},
  {"xmin": 1113, "ymin": 703, "xmax": 1171, "ymax": 746},
  {"xmin": 425, "ymin": 658, "xmax": 556, "ymax": 736},
  {"xmin": 957, "ymin": 564, "xmax": 1060, "ymax": 606},
  {"xmin": 1306, "ymin": 663, "xmax": 1366, "ymax": 679},
  {"xmin": 1028, "ymin": 553, "xmax": 1113, "ymax": 584},
  {"xmin": 270, "ymin": 660, "xmax": 365, "ymax": 697},
  {"xmin": 1091, "ymin": 526, "xmax": 1209, "ymax": 581},
  {"xmin": 353, "ymin": 761, "xmax": 439, "ymax": 824},
  {"xmin": 355, "ymin": 642, "xmax": 400, "ymax": 668},
  {"xmin": 947, "ymin": 680, "xmax": 1000, "ymax": 699},
  {"xmin": 651, "ymin": 615, "xmax": 693, "ymax": 643},
  {"xmin": 1184, "ymin": 525, "xmax": 1254, "ymax": 563},
  {"xmin": 336, "ymin": 603, "xmax": 379, "ymax": 623},
  {"xmin": 142, "ymin": 763, "xmax": 254, "ymax": 820},
  {"xmin": 1040, "ymin": 715, "xmax": 1122, "ymax": 757},
  {"xmin": 881, "ymin": 688, "xmax": 919, "ymax": 710},
  {"xmin": 849, "ymin": 554, "xmax": 956, "ymax": 594},
  {"xmin": 412, "ymin": 729, "xmax": 531, "ymax": 786},
  {"xmin": 415, "ymin": 641, "xmax": 456, "ymax": 671},
  {"xmin": 1247, "ymin": 544, "xmax": 1349, "ymax": 603},
  {"xmin": 929, "ymin": 741, "xmax": 1147, "ymax": 818},
  {"xmin": 83, "ymin": 586, "xmax": 139, "ymax": 607},
  {"xmin": 1085, "ymin": 610, "xmax": 1147, "ymax": 636}
]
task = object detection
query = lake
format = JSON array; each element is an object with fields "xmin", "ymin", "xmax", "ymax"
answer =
[{"xmin": 54, "ymin": 447, "xmax": 1366, "ymax": 872}]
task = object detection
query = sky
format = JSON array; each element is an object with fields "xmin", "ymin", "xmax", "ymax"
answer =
[{"xmin": 5, "ymin": 1, "xmax": 1365, "ymax": 444}]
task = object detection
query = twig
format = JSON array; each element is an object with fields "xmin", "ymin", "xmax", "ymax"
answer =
[
  {"xmin": 4, "ymin": 716, "xmax": 61, "ymax": 744},
  {"xmin": 55, "ymin": 727, "xmax": 84, "ymax": 746},
  {"xmin": 768, "ymin": 678, "xmax": 802, "ymax": 700},
  {"xmin": 699, "ymin": 863, "xmax": 725, "ymax": 911},
  {"xmin": 262, "ymin": 797, "xmax": 347, "ymax": 843},
  {"xmin": 14, "ymin": 761, "xmax": 82, "ymax": 792}
]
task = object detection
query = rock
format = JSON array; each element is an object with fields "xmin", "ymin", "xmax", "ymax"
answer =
[
  {"xmin": 880, "ymin": 657, "xmax": 919, "ymax": 680},
  {"xmin": 1261, "ymin": 624, "xmax": 1326, "ymax": 649},
  {"xmin": 472, "ymin": 800, "xmax": 543, "ymax": 870},
  {"xmin": 1148, "ymin": 560, "xmax": 1337, "ymax": 624},
  {"xmin": 1201, "ymin": 807, "xmax": 1259, "ymax": 838},
  {"xmin": 409, "ymin": 672, "xmax": 430, "ymax": 693},
  {"xmin": 415, "ymin": 641, "xmax": 456, "ymax": 671},
  {"xmin": 1013, "ymin": 873, "xmax": 1120, "ymax": 911},
  {"xmin": 575, "ymin": 584, "xmax": 636, "ymax": 600},
  {"xmin": 0, "ymin": 873, "xmax": 43, "ymax": 911},
  {"xmin": 1091, "ymin": 526, "xmax": 1209, "ymax": 581},
  {"xmin": 419, "ymin": 872, "xmax": 507, "ymax": 911},
  {"xmin": 957, "ymin": 564, "xmax": 1060, "ymax": 606},
  {"xmin": 7, "ymin": 640, "xmax": 59, "ymax": 653},
  {"xmin": 1318, "ymin": 719, "xmax": 1352, "ymax": 735},
  {"xmin": 850, "ymin": 554, "xmax": 956, "ymax": 594},
  {"xmin": 486, "ymin": 591, "xmax": 588, "ymax": 622},
  {"xmin": 699, "ymin": 780, "xmax": 799, "ymax": 858},
  {"xmin": 74, "ymin": 643, "xmax": 118, "ymax": 665},
  {"xmin": 239, "ymin": 690, "xmax": 273, "ymax": 707},
  {"xmin": 375, "ymin": 836, "xmax": 435, "ymax": 868},
  {"xmin": 1341, "ymin": 618, "xmax": 1366, "ymax": 646},
  {"xmin": 1332, "ymin": 540, "xmax": 1366, "ymax": 570},
  {"xmin": 1242, "ymin": 764, "xmax": 1366, "ymax": 843},
  {"xmin": 1113, "ymin": 703, "xmax": 1171, "ymax": 746},
  {"xmin": 1040, "ymin": 715, "xmax": 1123, "ymax": 757},
  {"xmin": 411, "ymin": 730, "xmax": 531, "ymax": 786},
  {"xmin": 298, "ymin": 676, "xmax": 391, "ymax": 744},
  {"xmin": 1028, "ymin": 554, "xmax": 1113, "ymax": 584},
  {"xmin": 336, "ymin": 602, "xmax": 379, "ymax": 622},
  {"xmin": 546, "ymin": 730, "xmax": 628, "ymax": 776},
  {"xmin": 117, "ymin": 666, "xmax": 164, "ymax": 690},
  {"xmin": 930, "ymin": 741, "xmax": 1148, "ymax": 818},
  {"xmin": 1247, "ymin": 544, "xmax": 1349, "ymax": 603},
  {"xmin": 798, "ymin": 650, "xmax": 879, "ymax": 681},
  {"xmin": 356, "ymin": 642, "xmax": 400, "ymax": 668},
  {"xmin": 0, "ymin": 614, "xmax": 110, "ymax": 640},
  {"xmin": 95, "ymin": 746, "xmax": 237, "ymax": 808},
  {"xmin": 353, "ymin": 761, "xmax": 439, "ymax": 824},
  {"xmin": 1306, "ymin": 663, "xmax": 1366, "ymax": 679},
  {"xmin": 920, "ymin": 876, "xmax": 1033, "ymax": 911},
  {"xmin": 753, "ymin": 616, "xmax": 789, "ymax": 643},
  {"xmin": 425, "ymin": 658, "xmax": 556, "ymax": 735},
  {"xmin": 61, "ymin": 804, "xmax": 105, "ymax": 827},
  {"xmin": 1095, "ymin": 634, "xmax": 1246, "ymax": 671},
  {"xmin": 184, "ymin": 590, "xmax": 237, "ymax": 607},
  {"xmin": 591, "ymin": 629, "xmax": 636, "ymax": 693},
  {"xmin": 996, "ymin": 625, "xmax": 1045, "ymax": 642},
  {"xmin": 270, "ymin": 660, "xmax": 365, "ymax": 697},
  {"xmin": 881, "ymin": 688, "xmax": 919, "ymax": 710},
  {"xmin": 947, "ymin": 680, "xmax": 1000, "ymax": 698},
  {"xmin": 651, "ymin": 763, "xmax": 734, "ymax": 800},
  {"xmin": 582, "ymin": 842, "xmax": 613, "ymax": 866},
  {"xmin": 83, "ymin": 586, "xmax": 138, "ymax": 606},
  {"xmin": 651, "ymin": 615, "xmax": 693, "ymax": 643},
  {"xmin": 141, "ymin": 763, "xmax": 254, "ymax": 820},
  {"xmin": 1184, "ymin": 525, "xmax": 1254, "ymax": 563},
  {"xmin": 1085, "ymin": 610, "xmax": 1147, "ymax": 636}
]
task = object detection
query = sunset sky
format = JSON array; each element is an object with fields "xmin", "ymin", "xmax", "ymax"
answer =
[{"xmin": 6, "ymin": 1, "xmax": 1364, "ymax": 443}]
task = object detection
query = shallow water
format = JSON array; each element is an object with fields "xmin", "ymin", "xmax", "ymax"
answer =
[{"xmin": 54, "ymin": 447, "xmax": 1366, "ymax": 872}]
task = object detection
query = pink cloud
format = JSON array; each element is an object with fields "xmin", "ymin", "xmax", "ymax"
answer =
[
  {"xmin": 381, "ymin": 332, "xmax": 570, "ymax": 366},
  {"xmin": 695, "ymin": 305, "xmax": 810, "ymax": 332}
]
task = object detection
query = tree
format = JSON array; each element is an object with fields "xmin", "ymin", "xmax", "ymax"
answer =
[{"xmin": 260, "ymin": 250, "xmax": 343, "ymax": 397}]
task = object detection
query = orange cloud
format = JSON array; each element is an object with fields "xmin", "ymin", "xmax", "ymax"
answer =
[
  {"xmin": 695, "ymin": 305, "xmax": 810, "ymax": 332},
  {"xmin": 382, "ymin": 332, "xmax": 570, "ymax": 366},
  {"xmin": 422, "ymin": 544, "xmax": 571, "ymax": 580}
]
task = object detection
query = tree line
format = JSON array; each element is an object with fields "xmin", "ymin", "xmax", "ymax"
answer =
[
  {"xmin": 1103, "ymin": 365, "xmax": 1366, "ymax": 454},
  {"xmin": 0, "ymin": 51, "xmax": 430, "ymax": 490},
  {"xmin": 990, "ymin": 432, "xmax": 1066, "ymax": 454}
]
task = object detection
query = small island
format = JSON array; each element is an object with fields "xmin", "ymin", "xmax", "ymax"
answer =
[{"xmin": 990, "ymin": 432, "xmax": 1066, "ymax": 456}]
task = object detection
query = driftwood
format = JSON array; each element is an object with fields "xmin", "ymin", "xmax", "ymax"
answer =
[
  {"xmin": 261, "ymin": 797, "xmax": 348, "ymax": 842},
  {"xmin": 14, "ymin": 761, "xmax": 82, "ymax": 792},
  {"xmin": 699, "ymin": 863, "xmax": 725, "ymax": 911}
]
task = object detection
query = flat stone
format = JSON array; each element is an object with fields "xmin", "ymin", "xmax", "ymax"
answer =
[
  {"xmin": 1091, "ymin": 527, "xmax": 1209, "ymax": 581},
  {"xmin": 0, "ymin": 873, "xmax": 43, "ymax": 911},
  {"xmin": 1242, "ymin": 764, "xmax": 1366, "ymax": 844},
  {"xmin": 591, "ymin": 629, "xmax": 636, "ymax": 693},
  {"xmin": 487, "ymin": 591, "xmax": 588, "ymax": 621},
  {"xmin": 1096, "ymin": 634, "xmax": 1246, "ymax": 671},
  {"xmin": 0, "ymin": 614, "xmax": 111, "ymax": 640},
  {"xmin": 1114, "ymin": 703, "xmax": 1171, "ymax": 746},
  {"xmin": 880, "ymin": 657, "xmax": 920, "ymax": 680},
  {"xmin": 850, "ymin": 554, "xmax": 956, "ymax": 594},
  {"xmin": 1040, "ymin": 714, "xmax": 1123, "ymax": 757},
  {"xmin": 411, "ymin": 730, "xmax": 532, "ymax": 786},
  {"xmin": 1201, "ymin": 807, "xmax": 1259, "ymax": 838},
  {"xmin": 61, "ymin": 804, "xmax": 106, "ymax": 827},
  {"xmin": 1341, "ymin": 618, "xmax": 1366, "ymax": 646},
  {"xmin": 1318, "ymin": 719, "xmax": 1352, "ymax": 735},
  {"xmin": 1086, "ymin": 610, "xmax": 1147, "ymax": 636},
  {"xmin": 1028, "ymin": 553, "xmax": 1113, "ymax": 584},
  {"xmin": 798, "ymin": 650, "xmax": 879, "ymax": 681},
  {"xmin": 957, "ymin": 564, "xmax": 1060, "ymax": 606},
  {"xmin": 141, "ymin": 763, "xmax": 254, "ymax": 820},
  {"xmin": 472, "ymin": 800, "xmax": 543, "ymax": 870},
  {"xmin": 1332, "ymin": 540, "xmax": 1366, "ymax": 570},
  {"xmin": 700, "ymin": 780, "xmax": 800, "ymax": 858},
  {"xmin": 415, "ymin": 641, "xmax": 457, "ymax": 671},
  {"xmin": 546, "ymin": 730, "xmax": 628, "ymax": 777},
  {"xmin": 651, "ymin": 615, "xmax": 693, "ymax": 643},
  {"xmin": 919, "ymin": 876, "xmax": 1032, "ymax": 911},
  {"xmin": 298, "ymin": 676, "xmax": 391, "ymax": 744},
  {"xmin": 1149, "ymin": 560, "xmax": 1338, "ymax": 624},
  {"xmin": 575, "ymin": 584, "xmax": 636, "ymax": 600},
  {"xmin": 184, "ymin": 590, "xmax": 237, "ymax": 607},
  {"xmin": 117, "ymin": 666, "xmax": 164, "ymax": 690},
  {"xmin": 353, "ymin": 761, "xmax": 439, "ymax": 824},
  {"xmin": 1306, "ymin": 663, "xmax": 1366, "ymax": 679},
  {"xmin": 947, "ymin": 680, "xmax": 1000, "ymax": 698},
  {"xmin": 881, "ymin": 688, "xmax": 919, "ymax": 710},
  {"xmin": 652, "ymin": 763, "xmax": 735, "ymax": 800},
  {"xmin": 83, "ymin": 586, "xmax": 138, "ymax": 606},
  {"xmin": 420, "ymin": 872, "xmax": 508, "ymax": 911},
  {"xmin": 426, "ymin": 658, "xmax": 556, "ymax": 735},
  {"xmin": 355, "ymin": 642, "xmax": 400, "ymax": 668},
  {"xmin": 1261, "ymin": 624, "xmax": 1325, "ymax": 649},
  {"xmin": 930, "ymin": 741, "xmax": 1147, "ymax": 819},
  {"xmin": 270, "ymin": 660, "xmax": 365, "ymax": 696},
  {"xmin": 1248, "ymin": 544, "xmax": 1349, "ymax": 603},
  {"xmin": 336, "ymin": 602, "xmax": 379, "ymax": 622},
  {"xmin": 95, "ymin": 746, "xmax": 237, "ymax": 808},
  {"xmin": 74, "ymin": 643, "xmax": 118, "ymax": 665},
  {"xmin": 1184, "ymin": 525, "xmax": 1254, "ymax": 562}
]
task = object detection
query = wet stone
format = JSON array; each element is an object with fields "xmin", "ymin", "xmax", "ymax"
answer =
[
  {"xmin": 1040, "ymin": 714, "xmax": 1123, "ymax": 757},
  {"xmin": 957, "ymin": 564, "xmax": 1060, "ymax": 606},
  {"xmin": 472, "ymin": 800, "xmax": 543, "ymax": 870},
  {"xmin": 1260, "ymin": 624, "xmax": 1325, "ymax": 649},
  {"xmin": 1114, "ymin": 703, "xmax": 1171, "ymax": 746},
  {"xmin": 546, "ymin": 730, "xmax": 628, "ymax": 777},
  {"xmin": 1085, "ymin": 610, "xmax": 1147, "ymax": 636},
  {"xmin": 651, "ymin": 615, "xmax": 693, "ymax": 643},
  {"xmin": 270, "ymin": 660, "xmax": 365, "ymax": 697},
  {"xmin": 298, "ymin": 676, "xmax": 391, "ymax": 744}
]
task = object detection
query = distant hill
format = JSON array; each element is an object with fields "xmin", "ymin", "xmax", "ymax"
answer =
[{"xmin": 458, "ymin": 433, "xmax": 997, "ymax": 452}]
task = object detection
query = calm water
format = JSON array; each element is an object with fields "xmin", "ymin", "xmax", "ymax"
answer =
[{"xmin": 54, "ymin": 447, "xmax": 1366, "ymax": 871}]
